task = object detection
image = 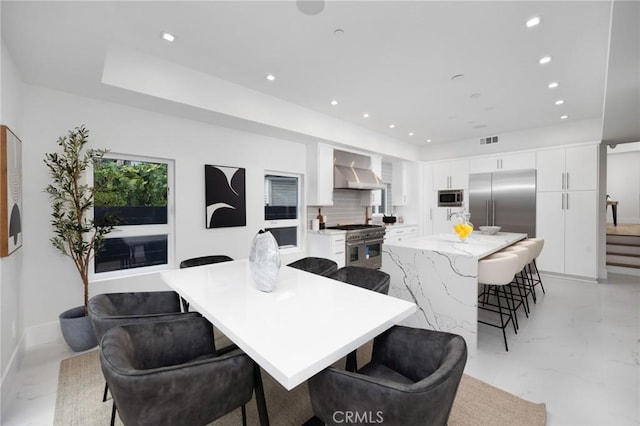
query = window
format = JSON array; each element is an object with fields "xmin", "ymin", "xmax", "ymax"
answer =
[
  {"xmin": 372, "ymin": 185, "xmax": 390, "ymax": 215},
  {"xmin": 92, "ymin": 155, "xmax": 173, "ymax": 276},
  {"xmin": 264, "ymin": 173, "xmax": 301, "ymax": 250}
]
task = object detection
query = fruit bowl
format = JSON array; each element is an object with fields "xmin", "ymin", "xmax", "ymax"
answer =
[{"xmin": 479, "ymin": 226, "xmax": 502, "ymax": 235}]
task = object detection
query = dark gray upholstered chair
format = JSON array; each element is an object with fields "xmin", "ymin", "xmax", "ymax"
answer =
[
  {"xmin": 88, "ymin": 291, "xmax": 193, "ymax": 342},
  {"xmin": 328, "ymin": 266, "xmax": 390, "ymax": 295},
  {"xmin": 99, "ymin": 317, "xmax": 267, "ymax": 426},
  {"xmin": 287, "ymin": 257, "xmax": 338, "ymax": 276},
  {"xmin": 88, "ymin": 291, "xmax": 200, "ymax": 402},
  {"xmin": 308, "ymin": 326, "xmax": 468, "ymax": 426},
  {"xmin": 328, "ymin": 266, "xmax": 391, "ymax": 371}
]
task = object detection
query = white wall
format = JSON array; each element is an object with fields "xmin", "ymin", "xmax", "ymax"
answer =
[
  {"xmin": 0, "ymin": 38, "xmax": 25, "ymax": 419},
  {"xmin": 420, "ymin": 117, "xmax": 602, "ymax": 161},
  {"xmin": 607, "ymin": 142, "xmax": 640, "ymax": 223},
  {"xmin": 21, "ymin": 85, "xmax": 307, "ymax": 331}
]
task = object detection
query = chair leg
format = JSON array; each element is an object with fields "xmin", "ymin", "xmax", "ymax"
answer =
[
  {"xmin": 345, "ymin": 350, "xmax": 357, "ymax": 372},
  {"xmin": 533, "ymin": 259, "xmax": 546, "ymax": 294},
  {"xmin": 180, "ymin": 296, "xmax": 190, "ymax": 312},
  {"xmin": 102, "ymin": 381, "xmax": 109, "ymax": 402},
  {"xmin": 241, "ymin": 405, "xmax": 247, "ymax": 426},
  {"xmin": 506, "ymin": 284, "xmax": 519, "ymax": 330},
  {"xmin": 110, "ymin": 401, "xmax": 117, "ymax": 426},
  {"xmin": 495, "ymin": 286, "xmax": 509, "ymax": 352},
  {"xmin": 254, "ymin": 365, "xmax": 270, "ymax": 426}
]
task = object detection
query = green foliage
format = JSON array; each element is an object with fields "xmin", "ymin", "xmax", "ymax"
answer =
[
  {"xmin": 94, "ymin": 159, "xmax": 167, "ymax": 207},
  {"xmin": 44, "ymin": 125, "xmax": 115, "ymax": 312}
]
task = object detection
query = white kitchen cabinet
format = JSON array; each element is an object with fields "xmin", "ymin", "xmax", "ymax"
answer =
[
  {"xmin": 536, "ymin": 190, "xmax": 597, "ymax": 278},
  {"xmin": 361, "ymin": 190, "xmax": 382, "ymax": 206},
  {"xmin": 384, "ymin": 225, "xmax": 418, "ymax": 243},
  {"xmin": 392, "ymin": 160, "xmax": 409, "ymax": 206},
  {"xmin": 307, "ymin": 231, "xmax": 346, "ymax": 268},
  {"xmin": 536, "ymin": 145, "xmax": 598, "ymax": 192},
  {"xmin": 469, "ymin": 151, "xmax": 535, "ymax": 174},
  {"xmin": 307, "ymin": 142, "xmax": 334, "ymax": 206},
  {"xmin": 433, "ymin": 159, "xmax": 469, "ymax": 190}
]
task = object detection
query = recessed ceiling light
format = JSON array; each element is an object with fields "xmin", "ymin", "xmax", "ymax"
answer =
[
  {"xmin": 409, "ymin": 132, "xmax": 414, "ymax": 136},
  {"xmin": 470, "ymin": 93, "xmax": 482, "ymax": 99},
  {"xmin": 451, "ymin": 74, "xmax": 465, "ymax": 81},
  {"xmin": 389, "ymin": 124, "xmax": 395, "ymax": 129},
  {"xmin": 331, "ymin": 99, "xmax": 338, "ymax": 106},
  {"xmin": 548, "ymin": 82, "xmax": 559, "ymax": 89},
  {"xmin": 555, "ymin": 99, "xmax": 564, "ymax": 105},
  {"xmin": 561, "ymin": 115, "xmax": 569, "ymax": 119},
  {"xmin": 362, "ymin": 113, "xmax": 369, "ymax": 118},
  {"xmin": 526, "ymin": 16, "xmax": 541, "ymax": 28},
  {"xmin": 539, "ymin": 56, "xmax": 552, "ymax": 65},
  {"xmin": 296, "ymin": 0, "xmax": 325, "ymax": 16},
  {"xmin": 333, "ymin": 29, "xmax": 345, "ymax": 37},
  {"xmin": 426, "ymin": 139, "xmax": 432, "ymax": 143},
  {"xmin": 266, "ymin": 74, "xmax": 275, "ymax": 81},
  {"xmin": 161, "ymin": 32, "xmax": 176, "ymax": 42}
]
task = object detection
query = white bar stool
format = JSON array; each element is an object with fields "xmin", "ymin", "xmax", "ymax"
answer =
[
  {"xmin": 494, "ymin": 245, "xmax": 532, "ymax": 319},
  {"xmin": 477, "ymin": 253, "xmax": 521, "ymax": 351},
  {"xmin": 515, "ymin": 238, "xmax": 546, "ymax": 297}
]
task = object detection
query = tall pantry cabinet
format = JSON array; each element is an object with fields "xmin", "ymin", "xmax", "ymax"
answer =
[{"xmin": 536, "ymin": 144, "xmax": 598, "ymax": 279}]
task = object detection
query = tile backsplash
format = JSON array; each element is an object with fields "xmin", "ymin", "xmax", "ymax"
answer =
[{"xmin": 307, "ymin": 189, "xmax": 369, "ymax": 227}]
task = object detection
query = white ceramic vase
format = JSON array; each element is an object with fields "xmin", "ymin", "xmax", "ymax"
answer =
[{"xmin": 249, "ymin": 230, "xmax": 281, "ymax": 292}]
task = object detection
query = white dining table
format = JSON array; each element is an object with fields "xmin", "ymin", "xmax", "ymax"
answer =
[{"xmin": 159, "ymin": 259, "xmax": 416, "ymax": 391}]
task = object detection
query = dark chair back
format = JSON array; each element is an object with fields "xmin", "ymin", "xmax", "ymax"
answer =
[
  {"xmin": 288, "ymin": 257, "xmax": 338, "ymax": 276},
  {"xmin": 328, "ymin": 266, "xmax": 390, "ymax": 294},
  {"xmin": 100, "ymin": 317, "xmax": 256, "ymax": 426},
  {"xmin": 179, "ymin": 255, "xmax": 234, "ymax": 268},
  {"xmin": 309, "ymin": 326, "xmax": 468, "ymax": 426}
]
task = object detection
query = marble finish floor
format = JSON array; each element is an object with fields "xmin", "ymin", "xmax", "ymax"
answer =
[{"xmin": 2, "ymin": 273, "xmax": 639, "ymax": 425}]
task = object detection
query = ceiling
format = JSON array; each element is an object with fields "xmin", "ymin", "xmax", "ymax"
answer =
[{"xmin": 1, "ymin": 1, "xmax": 631, "ymax": 147}]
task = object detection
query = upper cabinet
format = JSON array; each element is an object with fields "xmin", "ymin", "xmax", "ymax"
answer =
[
  {"xmin": 392, "ymin": 160, "xmax": 409, "ymax": 205},
  {"xmin": 469, "ymin": 151, "xmax": 535, "ymax": 174},
  {"xmin": 432, "ymin": 159, "xmax": 469, "ymax": 190},
  {"xmin": 307, "ymin": 142, "xmax": 334, "ymax": 206},
  {"xmin": 536, "ymin": 145, "xmax": 598, "ymax": 192}
]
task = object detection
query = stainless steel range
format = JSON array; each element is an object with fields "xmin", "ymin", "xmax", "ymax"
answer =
[{"xmin": 326, "ymin": 224, "xmax": 385, "ymax": 269}]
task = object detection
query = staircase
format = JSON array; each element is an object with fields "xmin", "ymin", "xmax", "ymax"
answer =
[{"xmin": 606, "ymin": 234, "xmax": 640, "ymax": 269}]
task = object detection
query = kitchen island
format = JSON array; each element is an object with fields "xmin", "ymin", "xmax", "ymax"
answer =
[{"xmin": 381, "ymin": 232, "xmax": 526, "ymax": 350}]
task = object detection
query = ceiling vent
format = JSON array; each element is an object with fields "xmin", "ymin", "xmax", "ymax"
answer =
[{"xmin": 480, "ymin": 136, "xmax": 499, "ymax": 145}]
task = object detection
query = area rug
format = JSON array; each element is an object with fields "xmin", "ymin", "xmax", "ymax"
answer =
[{"xmin": 54, "ymin": 349, "xmax": 546, "ymax": 426}]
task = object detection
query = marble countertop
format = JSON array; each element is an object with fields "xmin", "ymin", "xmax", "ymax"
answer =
[
  {"xmin": 384, "ymin": 231, "xmax": 526, "ymax": 258},
  {"xmin": 307, "ymin": 229, "xmax": 347, "ymax": 235},
  {"xmin": 381, "ymin": 223, "xmax": 417, "ymax": 229}
]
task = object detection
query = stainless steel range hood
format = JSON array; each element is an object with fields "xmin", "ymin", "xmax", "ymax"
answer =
[{"xmin": 333, "ymin": 149, "xmax": 385, "ymax": 190}]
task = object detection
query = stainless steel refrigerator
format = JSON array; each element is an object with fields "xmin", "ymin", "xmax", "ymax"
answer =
[{"xmin": 469, "ymin": 169, "xmax": 536, "ymax": 237}]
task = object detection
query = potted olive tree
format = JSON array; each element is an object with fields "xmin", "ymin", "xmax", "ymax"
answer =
[{"xmin": 44, "ymin": 125, "xmax": 114, "ymax": 351}]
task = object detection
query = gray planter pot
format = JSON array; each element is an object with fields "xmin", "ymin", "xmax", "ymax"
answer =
[{"xmin": 59, "ymin": 306, "xmax": 98, "ymax": 352}]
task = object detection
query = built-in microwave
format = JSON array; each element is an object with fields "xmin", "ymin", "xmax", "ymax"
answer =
[{"xmin": 438, "ymin": 189, "xmax": 464, "ymax": 207}]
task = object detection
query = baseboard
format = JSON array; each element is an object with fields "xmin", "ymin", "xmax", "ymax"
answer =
[
  {"xmin": 607, "ymin": 265, "xmax": 640, "ymax": 277},
  {"xmin": 24, "ymin": 320, "xmax": 64, "ymax": 349},
  {"xmin": 539, "ymin": 271, "xmax": 598, "ymax": 284}
]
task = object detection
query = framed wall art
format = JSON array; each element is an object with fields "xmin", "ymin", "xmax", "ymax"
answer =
[
  {"xmin": 205, "ymin": 164, "xmax": 246, "ymax": 229},
  {"xmin": 0, "ymin": 125, "xmax": 22, "ymax": 256}
]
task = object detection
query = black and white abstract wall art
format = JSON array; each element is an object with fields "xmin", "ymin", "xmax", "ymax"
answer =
[
  {"xmin": 0, "ymin": 125, "xmax": 22, "ymax": 257},
  {"xmin": 205, "ymin": 165, "xmax": 246, "ymax": 229}
]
